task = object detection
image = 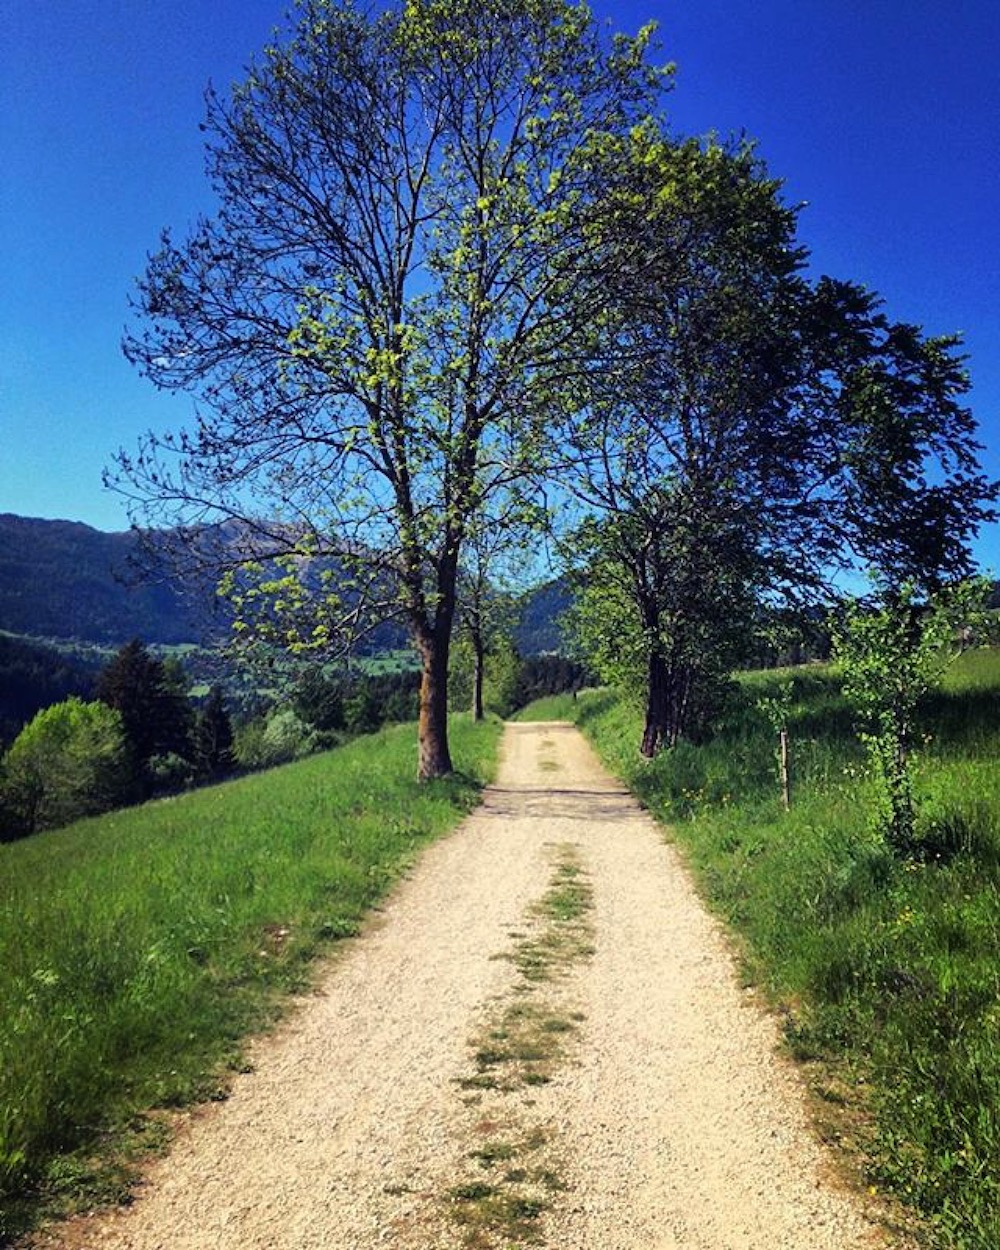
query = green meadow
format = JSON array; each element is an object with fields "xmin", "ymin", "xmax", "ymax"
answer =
[
  {"xmin": 0, "ymin": 715, "xmax": 501, "ymax": 1239},
  {"xmin": 520, "ymin": 651, "xmax": 1000, "ymax": 1250}
]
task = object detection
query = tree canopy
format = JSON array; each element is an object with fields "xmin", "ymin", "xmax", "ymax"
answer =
[
  {"xmin": 116, "ymin": 0, "xmax": 996, "ymax": 767},
  {"xmin": 117, "ymin": 0, "xmax": 669, "ymax": 777},
  {"xmin": 555, "ymin": 133, "xmax": 817, "ymax": 751},
  {"xmin": 554, "ymin": 131, "xmax": 995, "ymax": 752},
  {"xmin": 96, "ymin": 641, "xmax": 193, "ymax": 785},
  {"xmin": 1, "ymin": 699, "xmax": 131, "ymax": 836}
]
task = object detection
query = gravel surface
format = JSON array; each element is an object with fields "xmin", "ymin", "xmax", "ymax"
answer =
[{"xmin": 37, "ymin": 722, "xmax": 902, "ymax": 1249}]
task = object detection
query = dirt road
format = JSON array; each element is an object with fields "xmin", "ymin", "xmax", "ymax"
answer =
[{"xmin": 41, "ymin": 722, "xmax": 897, "ymax": 1249}]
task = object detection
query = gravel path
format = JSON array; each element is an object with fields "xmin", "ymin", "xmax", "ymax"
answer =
[{"xmin": 40, "ymin": 722, "xmax": 899, "ymax": 1249}]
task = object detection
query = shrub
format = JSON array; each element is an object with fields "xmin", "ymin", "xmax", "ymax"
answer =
[
  {"xmin": 234, "ymin": 709, "xmax": 317, "ymax": 770},
  {"xmin": 263, "ymin": 708, "xmax": 317, "ymax": 762},
  {"xmin": 834, "ymin": 580, "xmax": 989, "ymax": 854},
  {"xmin": 291, "ymin": 669, "xmax": 345, "ymax": 732},
  {"xmin": 147, "ymin": 752, "xmax": 196, "ymax": 793},
  {"xmin": 0, "ymin": 699, "xmax": 132, "ymax": 834}
]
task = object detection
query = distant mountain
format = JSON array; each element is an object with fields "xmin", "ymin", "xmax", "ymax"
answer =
[
  {"xmin": 0, "ymin": 514, "xmax": 209, "ymax": 644},
  {"xmin": 515, "ymin": 578, "xmax": 573, "ymax": 656},
  {"xmin": 0, "ymin": 513, "xmax": 574, "ymax": 656}
]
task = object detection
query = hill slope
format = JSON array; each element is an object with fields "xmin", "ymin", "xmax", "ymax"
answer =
[
  {"xmin": 0, "ymin": 515, "xmax": 574, "ymax": 655},
  {"xmin": 0, "ymin": 515, "xmax": 204, "ymax": 644},
  {"xmin": 514, "ymin": 577, "xmax": 572, "ymax": 655}
]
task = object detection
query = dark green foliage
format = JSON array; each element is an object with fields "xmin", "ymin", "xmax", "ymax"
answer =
[
  {"xmin": 746, "ymin": 604, "xmax": 833, "ymax": 669},
  {"xmin": 237, "ymin": 669, "xmax": 421, "ymax": 768},
  {"xmin": 0, "ymin": 633, "xmax": 98, "ymax": 750},
  {"xmin": 558, "ymin": 138, "xmax": 994, "ymax": 759},
  {"xmin": 0, "ymin": 778, "xmax": 26, "ymax": 844},
  {"xmin": 557, "ymin": 133, "xmax": 816, "ymax": 754},
  {"xmin": 232, "ymin": 708, "xmax": 317, "ymax": 771},
  {"xmin": 291, "ymin": 668, "xmax": 346, "ymax": 734},
  {"xmin": 813, "ymin": 283, "xmax": 998, "ymax": 593},
  {"xmin": 511, "ymin": 655, "xmax": 591, "ymax": 712},
  {"xmin": 194, "ymin": 686, "xmax": 235, "ymax": 780},
  {"xmin": 342, "ymin": 671, "xmax": 420, "ymax": 734},
  {"xmin": 96, "ymin": 641, "xmax": 194, "ymax": 786}
]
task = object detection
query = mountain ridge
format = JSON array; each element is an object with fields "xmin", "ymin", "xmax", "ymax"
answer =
[
  {"xmin": 0, "ymin": 513, "xmax": 207, "ymax": 645},
  {"xmin": 0, "ymin": 513, "xmax": 569, "ymax": 654}
]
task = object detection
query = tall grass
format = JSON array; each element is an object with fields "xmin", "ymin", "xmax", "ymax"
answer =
[
  {"xmin": 553, "ymin": 653, "xmax": 1000, "ymax": 1250},
  {"xmin": 0, "ymin": 715, "xmax": 501, "ymax": 1239}
]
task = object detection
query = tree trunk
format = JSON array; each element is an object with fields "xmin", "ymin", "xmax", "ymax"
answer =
[
  {"xmin": 779, "ymin": 728, "xmax": 791, "ymax": 810},
  {"xmin": 472, "ymin": 631, "xmax": 485, "ymax": 722},
  {"xmin": 640, "ymin": 648, "xmax": 669, "ymax": 757},
  {"xmin": 641, "ymin": 647, "xmax": 696, "ymax": 757},
  {"xmin": 417, "ymin": 632, "xmax": 454, "ymax": 780}
]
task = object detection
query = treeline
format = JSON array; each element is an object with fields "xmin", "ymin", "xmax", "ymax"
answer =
[
  {"xmin": 0, "ymin": 641, "xmax": 415, "ymax": 841},
  {"xmin": 0, "ymin": 642, "xmax": 584, "ymax": 842},
  {"xmin": 0, "ymin": 634, "xmax": 100, "ymax": 748},
  {"xmin": 0, "ymin": 641, "xmax": 232, "ymax": 841},
  {"xmin": 511, "ymin": 655, "xmax": 591, "ymax": 710}
]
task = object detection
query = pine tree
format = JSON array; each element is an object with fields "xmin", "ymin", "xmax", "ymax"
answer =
[{"xmin": 194, "ymin": 685, "xmax": 235, "ymax": 780}]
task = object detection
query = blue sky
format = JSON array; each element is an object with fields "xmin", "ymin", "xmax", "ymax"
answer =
[{"xmin": 2, "ymin": 1, "xmax": 998, "ymax": 569}]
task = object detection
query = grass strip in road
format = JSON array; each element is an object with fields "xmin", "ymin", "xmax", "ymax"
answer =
[
  {"xmin": 447, "ymin": 842, "xmax": 593, "ymax": 1248},
  {"xmin": 538, "ymin": 653, "xmax": 1000, "ymax": 1250},
  {"xmin": 0, "ymin": 714, "xmax": 501, "ymax": 1242}
]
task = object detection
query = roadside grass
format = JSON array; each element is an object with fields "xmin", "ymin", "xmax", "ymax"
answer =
[
  {"xmin": 511, "ymin": 693, "xmax": 581, "ymax": 723},
  {"xmin": 533, "ymin": 652, "xmax": 1000, "ymax": 1250},
  {"xmin": 0, "ymin": 714, "xmax": 501, "ymax": 1241}
]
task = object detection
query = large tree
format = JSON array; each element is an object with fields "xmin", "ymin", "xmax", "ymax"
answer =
[
  {"xmin": 96, "ymin": 640, "xmax": 193, "ymax": 784},
  {"xmin": 557, "ymin": 128, "xmax": 996, "ymax": 754},
  {"xmin": 1, "ymin": 699, "xmax": 132, "ymax": 835},
  {"xmin": 557, "ymin": 130, "xmax": 814, "ymax": 753},
  {"xmin": 116, "ymin": 0, "xmax": 667, "ymax": 778},
  {"xmin": 802, "ymin": 276, "xmax": 997, "ymax": 595}
]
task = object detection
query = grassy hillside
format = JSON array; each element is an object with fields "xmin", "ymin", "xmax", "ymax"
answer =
[
  {"xmin": 522, "ymin": 653, "xmax": 1000, "ymax": 1249},
  {"xmin": 0, "ymin": 715, "xmax": 501, "ymax": 1239}
]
